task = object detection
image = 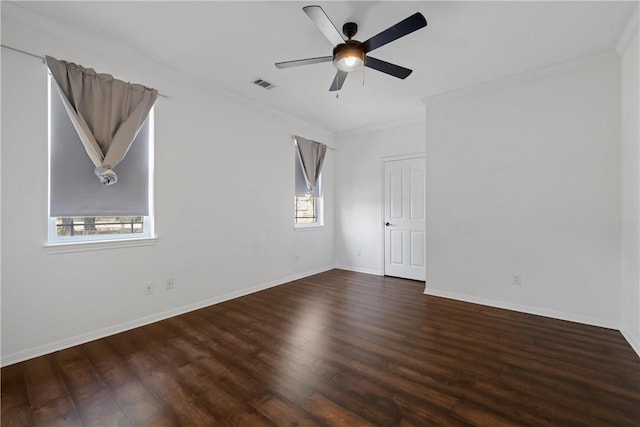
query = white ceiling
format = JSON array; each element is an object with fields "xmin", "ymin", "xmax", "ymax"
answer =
[{"xmin": 10, "ymin": 1, "xmax": 635, "ymax": 134}]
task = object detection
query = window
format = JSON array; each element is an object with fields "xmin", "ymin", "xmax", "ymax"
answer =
[
  {"xmin": 47, "ymin": 75, "xmax": 154, "ymax": 244},
  {"xmin": 294, "ymin": 149, "xmax": 322, "ymax": 226}
]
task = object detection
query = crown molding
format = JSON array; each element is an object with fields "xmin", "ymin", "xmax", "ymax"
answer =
[
  {"xmin": 422, "ymin": 49, "xmax": 619, "ymax": 107},
  {"xmin": 616, "ymin": 4, "xmax": 639, "ymax": 56}
]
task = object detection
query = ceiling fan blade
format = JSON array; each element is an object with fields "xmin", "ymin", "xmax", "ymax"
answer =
[
  {"xmin": 275, "ymin": 56, "xmax": 333, "ymax": 69},
  {"xmin": 361, "ymin": 12, "xmax": 427, "ymax": 53},
  {"xmin": 329, "ymin": 70, "xmax": 348, "ymax": 91},
  {"xmin": 303, "ymin": 5, "xmax": 345, "ymax": 47},
  {"xmin": 365, "ymin": 56, "xmax": 413, "ymax": 79}
]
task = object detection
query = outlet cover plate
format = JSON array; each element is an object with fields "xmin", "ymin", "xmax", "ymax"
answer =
[{"xmin": 144, "ymin": 281, "xmax": 154, "ymax": 295}]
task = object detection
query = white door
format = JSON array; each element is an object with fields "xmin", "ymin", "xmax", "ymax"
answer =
[{"xmin": 384, "ymin": 157, "xmax": 426, "ymax": 281}]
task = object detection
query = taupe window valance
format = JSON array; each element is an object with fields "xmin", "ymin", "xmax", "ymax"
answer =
[
  {"xmin": 294, "ymin": 135, "xmax": 327, "ymax": 197},
  {"xmin": 46, "ymin": 56, "xmax": 158, "ymax": 185}
]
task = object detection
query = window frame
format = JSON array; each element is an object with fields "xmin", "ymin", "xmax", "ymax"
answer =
[
  {"xmin": 294, "ymin": 198, "xmax": 324, "ymax": 229},
  {"xmin": 47, "ymin": 216, "xmax": 154, "ymax": 244},
  {"xmin": 46, "ymin": 74, "xmax": 156, "ymax": 246}
]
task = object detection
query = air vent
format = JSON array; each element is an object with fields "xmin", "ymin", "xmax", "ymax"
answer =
[{"xmin": 253, "ymin": 78, "xmax": 276, "ymax": 90}]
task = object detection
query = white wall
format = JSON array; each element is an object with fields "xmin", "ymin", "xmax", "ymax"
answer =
[
  {"xmin": 335, "ymin": 120, "xmax": 424, "ymax": 274},
  {"xmin": 423, "ymin": 54, "xmax": 622, "ymax": 327},
  {"xmin": 1, "ymin": 7, "xmax": 336, "ymax": 365},
  {"xmin": 619, "ymin": 10, "xmax": 640, "ymax": 356}
]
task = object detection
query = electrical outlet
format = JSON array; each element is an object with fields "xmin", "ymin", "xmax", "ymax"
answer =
[
  {"xmin": 512, "ymin": 273, "xmax": 522, "ymax": 286},
  {"xmin": 144, "ymin": 281, "xmax": 154, "ymax": 295},
  {"xmin": 294, "ymin": 255, "xmax": 299, "ymax": 262},
  {"xmin": 166, "ymin": 278, "xmax": 175, "ymax": 290},
  {"xmin": 356, "ymin": 248, "xmax": 361, "ymax": 257}
]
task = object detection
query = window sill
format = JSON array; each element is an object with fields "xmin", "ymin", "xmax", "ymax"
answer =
[
  {"xmin": 44, "ymin": 236, "xmax": 158, "ymax": 254},
  {"xmin": 294, "ymin": 224, "xmax": 325, "ymax": 231}
]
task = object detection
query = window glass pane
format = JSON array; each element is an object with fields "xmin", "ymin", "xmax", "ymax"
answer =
[
  {"xmin": 55, "ymin": 216, "xmax": 144, "ymax": 237},
  {"xmin": 295, "ymin": 196, "xmax": 317, "ymax": 224}
]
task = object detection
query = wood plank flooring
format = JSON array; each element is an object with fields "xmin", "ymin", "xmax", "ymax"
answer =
[{"xmin": 2, "ymin": 269, "xmax": 639, "ymax": 426}]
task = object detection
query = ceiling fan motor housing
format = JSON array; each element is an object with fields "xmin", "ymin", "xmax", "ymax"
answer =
[{"xmin": 333, "ymin": 40, "xmax": 365, "ymax": 72}]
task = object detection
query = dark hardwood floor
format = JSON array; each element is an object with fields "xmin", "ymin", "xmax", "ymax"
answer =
[{"xmin": 2, "ymin": 269, "xmax": 639, "ymax": 426}]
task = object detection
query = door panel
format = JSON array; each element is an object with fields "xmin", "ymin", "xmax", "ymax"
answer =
[
  {"xmin": 384, "ymin": 157, "xmax": 426, "ymax": 281},
  {"xmin": 390, "ymin": 168, "xmax": 403, "ymax": 219},
  {"xmin": 390, "ymin": 230, "xmax": 404, "ymax": 264},
  {"xmin": 410, "ymin": 231, "xmax": 425, "ymax": 267}
]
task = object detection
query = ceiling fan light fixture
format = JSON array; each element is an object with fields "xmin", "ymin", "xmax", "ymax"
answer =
[{"xmin": 333, "ymin": 44, "xmax": 365, "ymax": 72}]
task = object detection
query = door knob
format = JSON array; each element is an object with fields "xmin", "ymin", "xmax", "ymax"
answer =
[{"xmin": 385, "ymin": 222, "xmax": 393, "ymax": 226}]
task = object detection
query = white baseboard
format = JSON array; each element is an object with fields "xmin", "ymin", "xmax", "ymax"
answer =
[
  {"xmin": 1, "ymin": 265, "xmax": 335, "ymax": 367},
  {"xmin": 334, "ymin": 264, "xmax": 383, "ymax": 276},
  {"xmin": 424, "ymin": 286, "xmax": 620, "ymax": 330},
  {"xmin": 620, "ymin": 327, "xmax": 640, "ymax": 359}
]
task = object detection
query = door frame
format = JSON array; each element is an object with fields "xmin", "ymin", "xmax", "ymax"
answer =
[{"xmin": 381, "ymin": 153, "xmax": 426, "ymax": 278}]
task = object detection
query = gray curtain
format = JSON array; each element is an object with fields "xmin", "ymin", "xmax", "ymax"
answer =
[
  {"xmin": 294, "ymin": 135, "xmax": 327, "ymax": 196},
  {"xmin": 295, "ymin": 153, "xmax": 319, "ymax": 197},
  {"xmin": 46, "ymin": 56, "xmax": 158, "ymax": 185}
]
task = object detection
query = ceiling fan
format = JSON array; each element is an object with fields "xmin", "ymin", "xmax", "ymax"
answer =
[{"xmin": 275, "ymin": 5, "xmax": 427, "ymax": 92}]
